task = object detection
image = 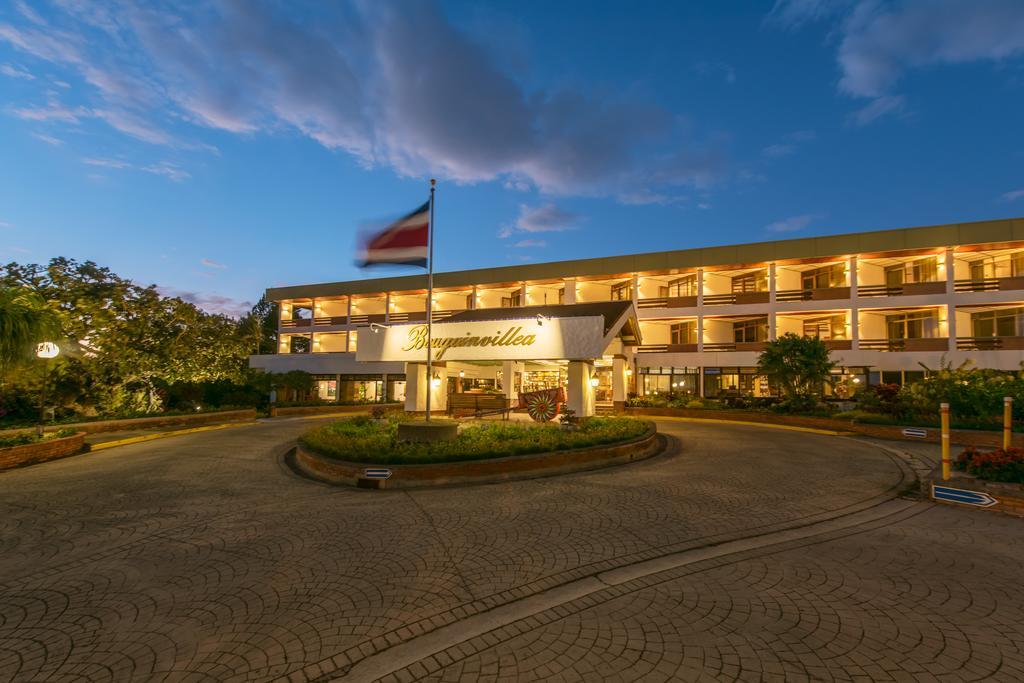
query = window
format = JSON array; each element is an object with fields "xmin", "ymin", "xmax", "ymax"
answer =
[
  {"xmin": 313, "ymin": 376, "xmax": 337, "ymax": 401},
  {"xmin": 733, "ymin": 317, "xmax": 768, "ymax": 343},
  {"xmin": 670, "ymin": 321, "xmax": 697, "ymax": 345},
  {"xmin": 466, "ymin": 293, "xmax": 475, "ymax": 309},
  {"xmin": 558, "ymin": 288, "xmax": 565, "ymax": 304},
  {"xmin": 289, "ymin": 335, "xmax": 311, "ymax": 353},
  {"xmin": 1013, "ymin": 253, "xmax": 1024, "ymax": 277},
  {"xmin": 970, "ymin": 260, "xmax": 990, "ymax": 281},
  {"xmin": 731, "ymin": 271, "xmax": 767, "ymax": 293},
  {"xmin": 611, "ymin": 281, "xmax": 632, "ymax": 301},
  {"xmin": 972, "ymin": 308, "xmax": 1024, "ymax": 338},
  {"xmin": 886, "ymin": 257, "xmax": 938, "ymax": 287},
  {"xmin": 348, "ymin": 330, "xmax": 357, "ymax": 353},
  {"xmin": 803, "ymin": 315, "xmax": 846, "ymax": 340},
  {"xmin": 885, "ymin": 311, "xmax": 938, "ymax": 339},
  {"xmin": 501, "ymin": 291, "xmax": 522, "ymax": 308},
  {"xmin": 801, "ymin": 264, "xmax": 845, "ymax": 290},
  {"xmin": 660, "ymin": 274, "xmax": 698, "ymax": 298}
]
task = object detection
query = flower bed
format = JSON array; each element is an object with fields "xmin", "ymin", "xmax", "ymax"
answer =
[
  {"xmin": 299, "ymin": 415, "xmax": 650, "ymax": 465},
  {"xmin": 956, "ymin": 447, "xmax": 1024, "ymax": 484}
]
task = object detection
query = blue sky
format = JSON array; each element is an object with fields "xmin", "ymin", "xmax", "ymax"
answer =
[{"xmin": 2, "ymin": 0, "xmax": 1024, "ymax": 316}]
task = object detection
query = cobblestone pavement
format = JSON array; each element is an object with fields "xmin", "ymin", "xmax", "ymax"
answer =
[{"xmin": 0, "ymin": 418, "xmax": 1021, "ymax": 682}]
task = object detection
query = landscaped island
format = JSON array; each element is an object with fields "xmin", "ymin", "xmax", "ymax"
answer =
[{"xmin": 299, "ymin": 414, "xmax": 650, "ymax": 465}]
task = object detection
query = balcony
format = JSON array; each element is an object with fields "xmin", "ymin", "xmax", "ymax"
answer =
[
  {"xmin": 859, "ymin": 338, "xmax": 949, "ymax": 351},
  {"xmin": 703, "ymin": 291, "xmax": 770, "ymax": 306},
  {"xmin": 956, "ymin": 336, "xmax": 1024, "ymax": 350},
  {"xmin": 954, "ymin": 277, "xmax": 1024, "ymax": 293},
  {"xmin": 313, "ymin": 315, "xmax": 348, "ymax": 326},
  {"xmin": 858, "ymin": 281, "xmax": 946, "ymax": 298},
  {"xmin": 637, "ymin": 295, "xmax": 698, "ymax": 309},
  {"xmin": 636, "ymin": 343, "xmax": 699, "ymax": 353},
  {"xmin": 281, "ymin": 318, "xmax": 312, "ymax": 329},
  {"xmin": 775, "ymin": 287, "xmax": 851, "ymax": 302}
]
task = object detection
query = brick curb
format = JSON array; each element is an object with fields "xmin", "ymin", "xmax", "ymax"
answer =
[
  {"xmin": 0, "ymin": 409, "xmax": 257, "ymax": 437},
  {"xmin": 0, "ymin": 432, "xmax": 86, "ymax": 471}
]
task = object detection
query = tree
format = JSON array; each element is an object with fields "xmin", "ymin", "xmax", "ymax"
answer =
[
  {"xmin": 757, "ymin": 333, "xmax": 835, "ymax": 398},
  {"xmin": 0, "ymin": 286, "xmax": 60, "ymax": 383},
  {"xmin": 238, "ymin": 295, "xmax": 278, "ymax": 355}
]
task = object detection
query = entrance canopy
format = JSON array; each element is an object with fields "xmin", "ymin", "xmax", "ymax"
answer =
[{"xmin": 356, "ymin": 301, "xmax": 640, "ymax": 363}]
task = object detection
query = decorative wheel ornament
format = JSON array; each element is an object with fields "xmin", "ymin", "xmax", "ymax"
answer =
[{"xmin": 523, "ymin": 388, "xmax": 562, "ymax": 422}]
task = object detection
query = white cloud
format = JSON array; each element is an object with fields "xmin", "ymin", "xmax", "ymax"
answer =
[
  {"xmin": 158, "ymin": 287, "xmax": 252, "ymax": 318},
  {"xmin": 82, "ymin": 157, "xmax": 131, "ymax": 169},
  {"xmin": 769, "ymin": 0, "xmax": 1024, "ymax": 125},
  {"xmin": 0, "ymin": 62, "xmax": 33, "ymax": 79},
  {"xmin": 200, "ymin": 258, "xmax": 226, "ymax": 269},
  {"xmin": 1000, "ymin": 189, "xmax": 1024, "ymax": 202},
  {"xmin": 0, "ymin": 1, "xmax": 724, "ymax": 200},
  {"xmin": 513, "ymin": 239, "xmax": 547, "ymax": 248},
  {"xmin": 0, "ymin": 220, "xmax": 12, "ymax": 228},
  {"xmin": 515, "ymin": 203, "xmax": 580, "ymax": 233},
  {"xmin": 32, "ymin": 132, "xmax": 62, "ymax": 145},
  {"xmin": 142, "ymin": 163, "xmax": 190, "ymax": 182},
  {"xmin": 766, "ymin": 213, "xmax": 820, "ymax": 233}
]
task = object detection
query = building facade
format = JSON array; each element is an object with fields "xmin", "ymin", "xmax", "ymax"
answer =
[{"xmin": 250, "ymin": 217, "xmax": 1024, "ymax": 413}]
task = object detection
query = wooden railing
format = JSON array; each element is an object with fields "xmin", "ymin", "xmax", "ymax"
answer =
[
  {"xmin": 313, "ymin": 316, "xmax": 347, "ymax": 326},
  {"xmin": 858, "ymin": 281, "xmax": 946, "ymax": 297},
  {"xmin": 859, "ymin": 337, "xmax": 949, "ymax": 351},
  {"xmin": 702, "ymin": 293, "xmax": 736, "ymax": 306},
  {"xmin": 954, "ymin": 277, "xmax": 1024, "ymax": 293},
  {"xmin": 775, "ymin": 287, "xmax": 851, "ymax": 302},
  {"xmin": 281, "ymin": 318, "xmax": 311, "ymax": 329},
  {"xmin": 637, "ymin": 295, "xmax": 698, "ymax": 309},
  {"xmin": 956, "ymin": 336, "xmax": 1024, "ymax": 350}
]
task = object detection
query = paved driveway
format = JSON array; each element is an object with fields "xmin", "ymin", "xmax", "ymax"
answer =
[{"xmin": 0, "ymin": 418, "xmax": 1021, "ymax": 682}]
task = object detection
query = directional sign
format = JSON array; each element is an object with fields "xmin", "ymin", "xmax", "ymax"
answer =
[
  {"xmin": 902, "ymin": 427, "xmax": 928, "ymax": 438},
  {"xmin": 362, "ymin": 468, "xmax": 392, "ymax": 480},
  {"xmin": 932, "ymin": 485, "xmax": 998, "ymax": 508}
]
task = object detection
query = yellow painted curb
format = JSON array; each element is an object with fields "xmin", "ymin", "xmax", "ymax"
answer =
[
  {"xmin": 652, "ymin": 415, "xmax": 852, "ymax": 436},
  {"xmin": 89, "ymin": 421, "xmax": 259, "ymax": 451}
]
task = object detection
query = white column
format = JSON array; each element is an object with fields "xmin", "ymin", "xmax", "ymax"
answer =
[
  {"xmin": 502, "ymin": 360, "xmax": 519, "ymax": 402},
  {"xmin": 384, "ymin": 292, "xmax": 391, "ymax": 323},
  {"xmin": 612, "ymin": 356, "xmax": 628, "ymax": 409},
  {"xmin": 631, "ymin": 273, "xmax": 639, "ymax": 308},
  {"xmin": 696, "ymin": 268, "xmax": 704, "ymax": 307},
  {"xmin": 566, "ymin": 360, "xmax": 595, "ymax": 417},
  {"xmin": 404, "ymin": 363, "xmax": 448, "ymax": 413},
  {"xmin": 945, "ymin": 247, "xmax": 957, "ymax": 352},
  {"xmin": 850, "ymin": 256, "xmax": 859, "ymax": 350},
  {"xmin": 769, "ymin": 262, "xmax": 777, "ymax": 341},
  {"xmin": 519, "ymin": 282, "xmax": 527, "ymax": 306},
  {"xmin": 346, "ymin": 296, "xmax": 353, "ymax": 325},
  {"xmin": 563, "ymin": 278, "xmax": 577, "ymax": 304}
]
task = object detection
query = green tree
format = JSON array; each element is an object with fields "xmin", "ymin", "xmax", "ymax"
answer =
[
  {"xmin": 0, "ymin": 286, "xmax": 60, "ymax": 383},
  {"xmin": 757, "ymin": 333, "xmax": 835, "ymax": 398},
  {"xmin": 238, "ymin": 295, "xmax": 278, "ymax": 355}
]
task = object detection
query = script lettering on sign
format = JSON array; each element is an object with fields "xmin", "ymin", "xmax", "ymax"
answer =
[{"xmin": 402, "ymin": 325, "xmax": 537, "ymax": 359}]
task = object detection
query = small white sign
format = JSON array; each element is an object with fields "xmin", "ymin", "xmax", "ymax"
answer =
[{"xmin": 902, "ymin": 428, "xmax": 928, "ymax": 438}]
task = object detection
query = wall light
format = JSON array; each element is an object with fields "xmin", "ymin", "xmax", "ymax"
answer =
[
  {"xmin": 589, "ymin": 377, "xmax": 599, "ymax": 387},
  {"xmin": 432, "ymin": 374, "xmax": 442, "ymax": 388},
  {"xmin": 459, "ymin": 370, "xmax": 465, "ymax": 378},
  {"xmin": 369, "ymin": 322, "xmax": 389, "ymax": 333}
]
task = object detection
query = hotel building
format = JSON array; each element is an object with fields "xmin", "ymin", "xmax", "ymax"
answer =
[{"xmin": 251, "ymin": 217, "xmax": 1024, "ymax": 416}]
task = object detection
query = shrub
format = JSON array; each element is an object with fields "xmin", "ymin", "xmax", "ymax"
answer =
[
  {"xmin": 300, "ymin": 415, "xmax": 650, "ymax": 465},
  {"xmin": 955, "ymin": 446, "xmax": 1024, "ymax": 484},
  {"xmin": 771, "ymin": 395, "xmax": 835, "ymax": 416},
  {"xmin": 0, "ymin": 433, "xmax": 35, "ymax": 448}
]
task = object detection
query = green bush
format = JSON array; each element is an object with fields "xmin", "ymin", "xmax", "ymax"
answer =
[
  {"xmin": 300, "ymin": 415, "xmax": 651, "ymax": 465},
  {"xmin": 955, "ymin": 447, "xmax": 1024, "ymax": 484},
  {"xmin": 0, "ymin": 433, "xmax": 36, "ymax": 448}
]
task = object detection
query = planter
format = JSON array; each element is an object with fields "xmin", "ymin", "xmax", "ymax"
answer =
[
  {"xmin": 293, "ymin": 423, "xmax": 659, "ymax": 489},
  {"xmin": 0, "ymin": 432, "xmax": 86, "ymax": 471},
  {"xmin": 273, "ymin": 404, "xmax": 401, "ymax": 417},
  {"xmin": 624, "ymin": 407, "xmax": 1024, "ymax": 448},
  {"xmin": 0, "ymin": 409, "xmax": 257, "ymax": 438}
]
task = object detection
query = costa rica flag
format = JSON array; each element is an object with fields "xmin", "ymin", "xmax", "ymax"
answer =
[{"xmin": 358, "ymin": 201, "xmax": 429, "ymax": 268}]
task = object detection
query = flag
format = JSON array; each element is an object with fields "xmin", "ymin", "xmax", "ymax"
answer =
[{"xmin": 358, "ymin": 200, "xmax": 429, "ymax": 268}]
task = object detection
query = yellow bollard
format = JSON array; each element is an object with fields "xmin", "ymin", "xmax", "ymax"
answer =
[
  {"xmin": 1004, "ymin": 396, "xmax": 1013, "ymax": 451},
  {"xmin": 941, "ymin": 402, "xmax": 951, "ymax": 481}
]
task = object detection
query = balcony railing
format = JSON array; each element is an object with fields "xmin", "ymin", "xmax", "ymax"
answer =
[
  {"xmin": 859, "ymin": 337, "xmax": 949, "ymax": 351},
  {"xmin": 387, "ymin": 311, "xmax": 427, "ymax": 323},
  {"xmin": 313, "ymin": 315, "xmax": 348, "ymax": 326},
  {"xmin": 637, "ymin": 295, "xmax": 698, "ymax": 309},
  {"xmin": 281, "ymin": 318, "xmax": 311, "ymax": 329},
  {"xmin": 858, "ymin": 281, "xmax": 946, "ymax": 298},
  {"xmin": 956, "ymin": 336, "xmax": 1024, "ymax": 350},
  {"xmin": 636, "ymin": 343, "xmax": 699, "ymax": 353},
  {"xmin": 775, "ymin": 287, "xmax": 851, "ymax": 302},
  {"xmin": 954, "ymin": 277, "xmax": 1024, "ymax": 293}
]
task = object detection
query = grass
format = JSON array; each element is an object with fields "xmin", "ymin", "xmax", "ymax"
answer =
[{"xmin": 299, "ymin": 415, "xmax": 651, "ymax": 465}]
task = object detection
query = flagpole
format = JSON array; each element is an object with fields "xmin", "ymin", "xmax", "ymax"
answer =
[{"xmin": 425, "ymin": 179, "xmax": 436, "ymax": 422}]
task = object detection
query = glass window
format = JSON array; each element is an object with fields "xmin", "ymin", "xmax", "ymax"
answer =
[
  {"xmin": 611, "ymin": 281, "xmax": 632, "ymax": 301},
  {"xmin": 971, "ymin": 308, "xmax": 1024, "ymax": 337},
  {"xmin": 912, "ymin": 257, "xmax": 938, "ymax": 283},
  {"xmin": 803, "ymin": 315, "xmax": 846, "ymax": 340},
  {"xmin": 314, "ymin": 378, "xmax": 337, "ymax": 401},
  {"xmin": 1013, "ymin": 253, "xmax": 1024, "ymax": 277},
  {"xmin": 501, "ymin": 291, "xmax": 522, "ymax": 308},
  {"xmin": 289, "ymin": 335, "xmax": 311, "ymax": 353},
  {"xmin": 670, "ymin": 321, "xmax": 697, "ymax": 345},
  {"xmin": 731, "ymin": 271, "xmax": 767, "ymax": 293},
  {"xmin": 348, "ymin": 330, "xmax": 357, "ymax": 352},
  {"xmin": 643, "ymin": 374, "xmax": 670, "ymax": 395},
  {"xmin": 661, "ymin": 274, "xmax": 698, "ymax": 298},
  {"xmin": 970, "ymin": 260, "xmax": 991, "ymax": 281},
  {"xmin": 733, "ymin": 317, "xmax": 768, "ymax": 343},
  {"xmin": 885, "ymin": 311, "xmax": 939, "ymax": 339},
  {"xmin": 801, "ymin": 264, "xmax": 845, "ymax": 290},
  {"xmin": 884, "ymin": 264, "xmax": 904, "ymax": 288}
]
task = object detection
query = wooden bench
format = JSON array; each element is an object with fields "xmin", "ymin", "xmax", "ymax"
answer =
[{"xmin": 448, "ymin": 393, "xmax": 513, "ymax": 419}]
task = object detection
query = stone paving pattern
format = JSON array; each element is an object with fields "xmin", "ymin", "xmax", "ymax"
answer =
[{"xmin": 0, "ymin": 418, "xmax": 1021, "ymax": 681}]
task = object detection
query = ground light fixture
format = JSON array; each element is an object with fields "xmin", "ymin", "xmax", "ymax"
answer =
[{"xmin": 36, "ymin": 341, "xmax": 60, "ymax": 359}]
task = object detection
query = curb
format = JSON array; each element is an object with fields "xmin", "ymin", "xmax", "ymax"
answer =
[
  {"xmin": 89, "ymin": 421, "xmax": 260, "ymax": 451},
  {"xmin": 652, "ymin": 415, "xmax": 852, "ymax": 436}
]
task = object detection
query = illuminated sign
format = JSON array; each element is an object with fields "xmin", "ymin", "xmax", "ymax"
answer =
[{"xmin": 357, "ymin": 316, "xmax": 606, "ymax": 362}]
